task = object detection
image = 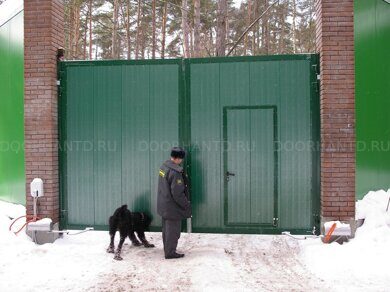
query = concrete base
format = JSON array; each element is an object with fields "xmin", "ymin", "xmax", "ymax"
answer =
[
  {"xmin": 26, "ymin": 222, "xmax": 60, "ymax": 244},
  {"xmin": 321, "ymin": 235, "xmax": 350, "ymax": 244},
  {"xmin": 321, "ymin": 217, "xmax": 356, "ymax": 238}
]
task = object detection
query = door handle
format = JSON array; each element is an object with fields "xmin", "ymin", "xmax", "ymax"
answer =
[{"xmin": 226, "ymin": 171, "xmax": 235, "ymax": 182}]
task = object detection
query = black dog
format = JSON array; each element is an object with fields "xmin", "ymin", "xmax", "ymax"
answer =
[{"xmin": 107, "ymin": 205, "xmax": 155, "ymax": 260}]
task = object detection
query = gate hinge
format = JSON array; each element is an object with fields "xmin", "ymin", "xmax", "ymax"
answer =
[
  {"xmin": 272, "ymin": 217, "xmax": 279, "ymax": 227},
  {"xmin": 317, "ymin": 74, "xmax": 320, "ymax": 80},
  {"xmin": 57, "ymin": 80, "xmax": 61, "ymax": 86}
]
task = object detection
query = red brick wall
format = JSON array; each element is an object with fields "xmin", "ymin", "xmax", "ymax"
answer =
[
  {"xmin": 315, "ymin": 0, "xmax": 355, "ymax": 221},
  {"xmin": 24, "ymin": 0, "xmax": 64, "ymax": 222}
]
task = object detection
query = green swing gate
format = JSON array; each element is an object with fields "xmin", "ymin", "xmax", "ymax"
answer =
[{"xmin": 59, "ymin": 55, "xmax": 320, "ymax": 234}]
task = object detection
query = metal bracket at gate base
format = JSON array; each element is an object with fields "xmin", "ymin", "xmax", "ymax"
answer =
[{"xmin": 273, "ymin": 217, "xmax": 279, "ymax": 227}]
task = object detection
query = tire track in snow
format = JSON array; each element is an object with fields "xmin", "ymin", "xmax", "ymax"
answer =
[
  {"xmin": 227, "ymin": 235, "xmax": 328, "ymax": 291},
  {"xmin": 92, "ymin": 233, "xmax": 328, "ymax": 292}
]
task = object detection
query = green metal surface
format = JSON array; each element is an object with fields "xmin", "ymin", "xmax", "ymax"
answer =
[
  {"xmin": 355, "ymin": 0, "xmax": 390, "ymax": 199},
  {"xmin": 59, "ymin": 60, "xmax": 181, "ymax": 228},
  {"xmin": 0, "ymin": 10, "xmax": 25, "ymax": 205},
  {"xmin": 189, "ymin": 55, "xmax": 320, "ymax": 233},
  {"xmin": 60, "ymin": 55, "xmax": 320, "ymax": 234},
  {"xmin": 223, "ymin": 106, "xmax": 277, "ymax": 226}
]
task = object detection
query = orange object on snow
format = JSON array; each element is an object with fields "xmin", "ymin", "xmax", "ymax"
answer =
[{"xmin": 323, "ymin": 222, "xmax": 337, "ymax": 243}]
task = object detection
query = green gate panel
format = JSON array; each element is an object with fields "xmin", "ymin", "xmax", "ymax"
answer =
[
  {"xmin": 355, "ymin": 0, "xmax": 390, "ymax": 199},
  {"xmin": 149, "ymin": 65, "xmax": 180, "ymax": 226},
  {"xmin": 249, "ymin": 108, "xmax": 276, "ymax": 224},
  {"xmin": 190, "ymin": 63, "xmax": 222, "ymax": 230},
  {"xmin": 189, "ymin": 55, "xmax": 319, "ymax": 233},
  {"xmin": 278, "ymin": 60, "xmax": 313, "ymax": 229},
  {"xmin": 122, "ymin": 65, "xmax": 150, "ymax": 215},
  {"xmin": 0, "ymin": 10, "xmax": 25, "ymax": 205},
  {"xmin": 60, "ymin": 55, "xmax": 319, "ymax": 234},
  {"xmin": 60, "ymin": 60, "xmax": 181, "ymax": 229},
  {"xmin": 66, "ymin": 66, "xmax": 95, "ymax": 225},
  {"xmin": 93, "ymin": 66, "xmax": 123, "ymax": 226}
]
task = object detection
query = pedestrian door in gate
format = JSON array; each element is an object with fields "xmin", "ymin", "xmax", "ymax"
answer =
[{"xmin": 223, "ymin": 106, "xmax": 278, "ymax": 227}]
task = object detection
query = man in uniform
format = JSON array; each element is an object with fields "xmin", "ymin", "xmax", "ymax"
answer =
[{"xmin": 157, "ymin": 147, "xmax": 191, "ymax": 259}]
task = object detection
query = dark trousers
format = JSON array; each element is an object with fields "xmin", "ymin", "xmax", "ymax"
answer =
[{"xmin": 161, "ymin": 218, "xmax": 181, "ymax": 256}]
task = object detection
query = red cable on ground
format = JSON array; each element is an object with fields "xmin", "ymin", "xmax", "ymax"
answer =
[{"xmin": 9, "ymin": 215, "xmax": 41, "ymax": 235}]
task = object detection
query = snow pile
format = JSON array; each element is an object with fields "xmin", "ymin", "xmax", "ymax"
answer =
[
  {"xmin": 0, "ymin": 200, "xmax": 28, "ymax": 242},
  {"xmin": 0, "ymin": 200, "xmax": 113, "ymax": 292},
  {"xmin": 27, "ymin": 217, "xmax": 53, "ymax": 226},
  {"xmin": 356, "ymin": 189, "xmax": 390, "ymax": 237},
  {"xmin": 300, "ymin": 189, "xmax": 390, "ymax": 292},
  {"xmin": 323, "ymin": 221, "xmax": 350, "ymax": 229}
]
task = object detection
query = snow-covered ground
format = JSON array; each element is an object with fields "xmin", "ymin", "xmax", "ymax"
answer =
[
  {"xmin": 0, "ymin": 190, "xmax": 389, "ymax": 292},
  {"xmin": 300, "ymin": 190, "xmax": 390, "ymax": 291}
]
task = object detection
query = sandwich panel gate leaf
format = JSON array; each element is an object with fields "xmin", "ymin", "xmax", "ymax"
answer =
[{"xmin": 59, "ymin": 55, "xmax": 320, "ymax": 234}]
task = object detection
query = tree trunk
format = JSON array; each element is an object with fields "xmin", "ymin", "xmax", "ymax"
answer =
[
  {"xmin": 89, "ymin": 0, "xmax": 93, "ymax": 59},
  {"xmin": 152, "ymin": 0, "xmax": 156, "ymax": 59},
  {"xmin": 83, "ymin": 13, "xmax": 87, "ymax": 59},
  {"xmin": 112, "ymin": 0, "xmax": 119, "ymax": 58},
  {"xmin": 252, "ymin": 0, "xmax": 258, "ymax": 55},
  {"xmin": 194, "ymin": 0, "xmax": 201, "ymax": 57},
  {"xmin": 126, "ymin": 0, "xmax": 131, "ymax": 59},
  {"xmin": 244, "ymin": 0, "xmax": 252, "ymax": 54},
  {"xmin": 262, "ymin": 0, "xmax": 270, "ymax": 55},
  {"xmin": 292, "ymin": 0, "xmax": 297, "ymax": 53},
  {"xmin": 141, "ymin": 6, "xmax": 145, "ymax": 59},
  {"xmin": 182, "ymin": 0, "xmax": 190, "ymax": 58},
  {"xmin": 74, "ymin": 4, "xmax": 81, "ymax": 58},
  {"xmin": 68, "ymin": 4, "xmax": 74, "ymax": 59},
  {"xmin": 216, "ymin": 0, "xmax": 227, "ymax": 56},
  {"xmin": 135, "ymin": 0, "xmax": 142, "ymax": 59},
  {"xmin": 161, "ymin": 1, "xmax": 168, "ymax": 59}
]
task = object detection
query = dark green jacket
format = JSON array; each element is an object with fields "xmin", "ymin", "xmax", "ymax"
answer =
[{"xmin": 157, "ymin": 160, "xmax": 192, "ymax": 220}]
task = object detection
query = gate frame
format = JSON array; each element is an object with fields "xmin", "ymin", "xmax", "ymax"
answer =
[
  {"xmin": 58, "ymin": 54, "xmax": 320, "ymax": 234},
  {"xmin": 222, "ymin": 105, "xmax": 278, "ymax": 228}
]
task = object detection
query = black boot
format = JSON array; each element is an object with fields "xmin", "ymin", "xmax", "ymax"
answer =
[{"xmin": 165, "ymin": 252, "xmax": 185, "ymax": 259}]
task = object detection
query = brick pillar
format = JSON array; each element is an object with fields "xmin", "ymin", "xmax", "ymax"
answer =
[
  {"xmin": 315, "ymin": 0, "xmax": 355, "ymax": 223},
  {"xmin": 24, "ymin": 0, "xmax": 64, "ymax": 222}
]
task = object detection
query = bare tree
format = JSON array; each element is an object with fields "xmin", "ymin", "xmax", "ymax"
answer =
[
  {"xmin": 83, "ymin": 10, "xmax": 88, "ymax": 59},
  {"xmin": 152, "ymin": 0, "xmax": 156, "ymax": 59},
  {"xmin": 89, "ymin": 0, "xmax": 93, "ymax": 59},
  {"xmin": 161, "ymin": 1, "xmax": 168, "ymax": 59},
  {"xmin": 62, "ymin": 0, "xmax": 317, "ymax": 60},
  {"xmin": 292, "ymin": 0, "xmax": 297, "ymax": 53},
  {"xmin": 182, "ymin": 0, "xmax": 190, "ymax": 58},
  {"xmin": 244, "ymin": 0, "xmax": 252, "ymax": 54},
  {"xmin": 216, "ymin": 0, "xmax": 227, "ymax": 56},
  {"xmin": 194, "ymin": 0, "xmax": 201, "ymax": 57},
  {"xmin": 112, "ymin": 0, "xmax": 119, "ymax": 58},
  {"xmin": 125, "ymin": 0, "xmax": 131, "ymax": 59},
  {"xmin": 135, "ymin": 0, "xmax": 142, "ymax": 59},
  {"xmin": 262, "ymin": 0, "xmax": 270, "ymax": 55}
]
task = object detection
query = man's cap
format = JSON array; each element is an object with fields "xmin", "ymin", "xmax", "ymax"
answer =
[{"xmin": 171, "ymin": 147, "xmax": 186, "ymax": 159}]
